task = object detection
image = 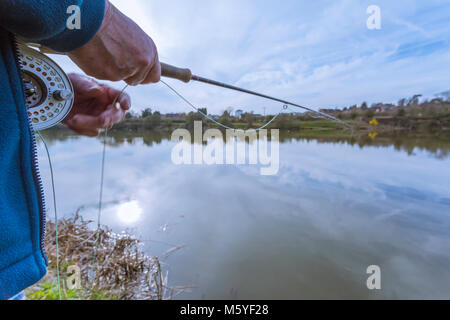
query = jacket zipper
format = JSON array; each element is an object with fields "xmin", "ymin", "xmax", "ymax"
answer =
[{"xmin": 11, "ymin": 34, "xmax": 48, "ymax": 266}]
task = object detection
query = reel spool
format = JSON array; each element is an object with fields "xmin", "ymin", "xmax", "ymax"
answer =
[{"xmin": 17, "ymin": 44, "xmax": 74, "ymax": 131}]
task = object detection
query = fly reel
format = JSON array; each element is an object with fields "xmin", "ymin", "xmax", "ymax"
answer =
[{"xmin": 17, "ymin": 44, "xmax": 74, "ymax": 131}]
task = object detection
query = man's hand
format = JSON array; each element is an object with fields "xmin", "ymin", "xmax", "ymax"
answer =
[
  {"xmin": 63, "ymin": 73, "xmax": 131, "ymax": 137},
  {"xmin": 67, "ymin": 1, "xmax": 161, "ymax": 86}
]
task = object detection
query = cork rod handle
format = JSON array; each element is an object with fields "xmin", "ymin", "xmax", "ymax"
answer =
[{"xmin": 160, "ymin": 63, "xmax": 192, "ymax": 83}]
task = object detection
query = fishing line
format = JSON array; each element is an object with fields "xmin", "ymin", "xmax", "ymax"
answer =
[
  {"xmin": 91, "ymin": 127, "xmax": 107, "ymax": 267},
  {"xmin": 160, "ymin": 80, "xmax": 287, "ymax": 132},
  {"xmin": 42, "ymin": 78, "xmax": 353, "ymax": 300},
  {"xmin": 21, "ymin": 41, "xmax": 354, "ymax": 300},
  {"xmin": 89, "ymin": 85, "xmax": 129, "ymax": 285},
  {"xmin": 93, "ymin": 85, "xmax": 128, "ymax": 256},
  {"xmin": 36, "ymin": 131, "xmax": 62, "ymax": 301},
  {"xmin": 81, "ymin": 86, "xmax": 129, "ymax": 300}
]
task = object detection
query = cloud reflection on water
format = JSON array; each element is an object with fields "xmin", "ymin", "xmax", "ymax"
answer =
[{"xmin": 37, "ymin": 134, "xmax": 450, "ymax": 299}]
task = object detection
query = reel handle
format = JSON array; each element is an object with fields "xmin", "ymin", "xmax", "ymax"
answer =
[{"xmin": 160, "ymin": 63, "xmax": 192, "ymax": 83}]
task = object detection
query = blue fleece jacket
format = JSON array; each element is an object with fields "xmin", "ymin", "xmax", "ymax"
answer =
[{"xmin": 0, "ymin": 0, "xmax": 105, "ymax": 299}]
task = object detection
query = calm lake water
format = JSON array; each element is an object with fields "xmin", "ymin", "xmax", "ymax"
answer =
[{"xmin": 37, "ymin": 130, "xmax": 450, "ymax": 299}]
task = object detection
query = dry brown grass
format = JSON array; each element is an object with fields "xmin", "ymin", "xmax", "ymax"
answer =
[{"xmin": 30, "ymin": 213, "xmax": 192, "ymax": 300}]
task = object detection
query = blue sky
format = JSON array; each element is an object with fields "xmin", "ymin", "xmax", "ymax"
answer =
[{"xmin": 53, "ymin": 0, "xmax": 450, "ymax": 115}]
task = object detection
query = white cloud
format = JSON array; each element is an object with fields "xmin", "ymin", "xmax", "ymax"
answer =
[{"xmin": 52, "ymin": 0, "xmax": 450, "ymax": 115}]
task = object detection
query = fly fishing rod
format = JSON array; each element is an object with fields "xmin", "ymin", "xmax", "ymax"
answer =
[
  {"xmin": 18, "ymin": 43, "xmax": 347, "ymax": 131},
  {"xmin": 160, "ymin": 63, "xmax": 348, "ymax": 126}
]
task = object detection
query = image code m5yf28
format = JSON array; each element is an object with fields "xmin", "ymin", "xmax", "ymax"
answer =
[{"xmin": 1, "ymin": 0, "xmax": 450, "ymax": 311}]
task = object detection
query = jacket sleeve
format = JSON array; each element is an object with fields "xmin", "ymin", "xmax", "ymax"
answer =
[{"xmin": 0, "ymin": 0, "xmax": 106, "ymax": 52}]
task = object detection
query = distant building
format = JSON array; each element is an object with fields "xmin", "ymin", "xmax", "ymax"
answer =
[
  {"xmin": 370, "ymin": 103, "xmax": 396, "ymax": 113},
  {"xmin": 319, "ymin": 109, "xmax": 340, "ymax": 116},
  {"xmin": 235, "ymin": 110, "xmax": 244, "ymax": 118},
  {"xmin": 163, "ymin": 113, "xmax": 185, "ymax": 121}
]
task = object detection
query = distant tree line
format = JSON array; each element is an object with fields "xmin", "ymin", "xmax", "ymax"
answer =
[{"xmin": 118, "ymin": 92, "xmax": 450, "ymax": 131}]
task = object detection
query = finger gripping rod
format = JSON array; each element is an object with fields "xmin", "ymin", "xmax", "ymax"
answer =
[{"xmin": 160, "ymin": 62, "xmax": 347, "ymax": 125}]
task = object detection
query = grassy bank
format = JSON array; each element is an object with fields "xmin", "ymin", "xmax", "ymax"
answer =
[
  {"xmin": 25, "ymin": 213, "xmax": 188, "ymax": 300},
  {"xmin": 105, "ymin": 96, "xmax": 450, "ymax": 134},
  {"xmin": 47, "ymin": 117, "xmax": 450, "ymax": 139}
]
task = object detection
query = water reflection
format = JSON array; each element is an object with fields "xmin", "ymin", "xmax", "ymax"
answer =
[
  {"xmin": 115, "ymin": 200, "xmax": 143, "ymax": 225},
  {"xmin": 41, "ymin": 128, "xmax": 450, "ymax": 160},
  {"xmin": 36, "ymin": 129, "xmax": 450, "ymax": 299}
]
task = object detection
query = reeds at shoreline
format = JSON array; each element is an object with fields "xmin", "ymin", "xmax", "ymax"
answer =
[{"xmin": 27, "ymin": 213, "xmax": 191, "ymax": 300}]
